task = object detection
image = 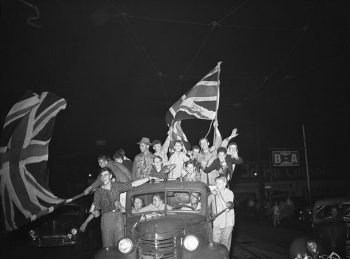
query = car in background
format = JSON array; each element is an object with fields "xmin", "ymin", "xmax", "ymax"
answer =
[
  {"xmin": 28, "ymin": 203, "xmax": 85, "ymax": 247},
  {"xmin": 289, "ymin": 197, "xmax": 349, "ymax": 259},
  {"xmin": 94, "ymin": 180, "xmax": 231, "ymax": 259}
]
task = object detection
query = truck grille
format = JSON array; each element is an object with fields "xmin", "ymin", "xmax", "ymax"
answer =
[{"xmin": 138, "ymin": 236, "xmax": 177, "ymax": 259}]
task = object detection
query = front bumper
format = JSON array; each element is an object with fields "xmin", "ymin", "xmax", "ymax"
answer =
[
  {"xmin": 31, "ymin": 234, "xmax": 80, "ymax": 247},
  {"xmin": 94, "ymin": 243, "xmax": 229, "ymax": 259}
]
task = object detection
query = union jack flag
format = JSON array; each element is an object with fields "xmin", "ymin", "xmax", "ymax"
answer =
[
  {"xmin": 0, "ymin": 91, "xmax": 66, "ymax": 231},
  {"xmin": 165, "ymin": 62, "xmax": 222, "ymax": 148}
]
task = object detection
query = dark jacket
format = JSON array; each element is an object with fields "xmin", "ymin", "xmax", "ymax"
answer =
[{"xmin": 203, "ymin": 155, "xmax": 243, "ymax": 180}]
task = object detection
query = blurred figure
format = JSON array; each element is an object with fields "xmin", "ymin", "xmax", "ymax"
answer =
[
  {"xmin": 272, "ymin": 201, "xmax": 280, "ymax": 227},
  {"xmin": 285, "ymin": 196, "xmax": 295, "ymax": 220},
  {"xmin": 247, "ymin": 197, "xmax": 256, "ymax": 218},
  {"xmin": 113, "ymin": 149, "xmax": 133, "ymax": 172}
]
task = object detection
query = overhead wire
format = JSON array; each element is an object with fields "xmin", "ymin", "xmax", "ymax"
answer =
[
  {"xmin": 233, "ymin": 26, "xmax": 308, "ymax": 107},
  {"xmin": 128, "ymin": 14, "xmax": 303, "ymax": 32},
  {"xmin": 106, "ymin": 0, "xmax": 168, "ymax": 98},
  {"xmin": 217, "ymin": 0, "xmax": 250, "ymax": 24},
  {"xmin": 180, "ymin": 25, "xmax": 216, "ymax": 80},
  {"xmin": 231, "ymin": 0, "xmax": 318, "ymax": 107},
  {"xmin": 178, "ymin": 0, "xmax": 250, "ymax": 87}
]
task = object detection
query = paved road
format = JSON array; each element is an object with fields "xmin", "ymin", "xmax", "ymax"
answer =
[
  {"xmin": 1, "ymin": 217, "xmax": 306, "ymax": 259},
  {"xmin": 231, "ymin": 217, "xmax": 305, "ymax": 258}
]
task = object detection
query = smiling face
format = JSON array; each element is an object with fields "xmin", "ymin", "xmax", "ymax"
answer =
[
  {"xmin": 100, "ymin": 170, "xmax": 112, "ymax": 185},
  {"xmin": 174, "ymin": 142, "xmax": 183, "ymax": 152},
  {"xmin": 139, "ymin": 143, "xmax": 149, "ymax": 153},
  {"xmin": 199, "ymin": 139, "xmax": 209, "ymax": 151},
  {"xmin": 154, "ymin": 157, "xmax": 163, "ymax": 170},
  {"xmin": 217, "ymin": 151, "xmax": 226, "ymax": 162}
]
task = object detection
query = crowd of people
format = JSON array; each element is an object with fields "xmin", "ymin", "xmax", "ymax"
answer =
[{"xmin": 79, "ymin": 121, "xmax": 243, "ymax": 252}]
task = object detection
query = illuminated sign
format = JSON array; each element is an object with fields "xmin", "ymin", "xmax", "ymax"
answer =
[
  {"xmin": 272, "ymin": 151, "xmax": 300, "ymax": 167},
  {"xmin": 96, "ymin": 139, "xmax": 106, "ymax": 146}
]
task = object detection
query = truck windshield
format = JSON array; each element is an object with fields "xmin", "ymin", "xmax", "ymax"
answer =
[{"xmin": 131, "ymin": 191, "xmax": 202, "ymax": 214}]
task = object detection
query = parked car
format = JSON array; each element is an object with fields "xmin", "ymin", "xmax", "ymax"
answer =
[
  {"xmin": 289, "ymin": 197, "xmax": 349, "ymax": 259},
  {"xmin": 28, "ymin": 202, "xmax": 85, "ymax": 247},
  {"xmin": 94, "ymin": 180, "xmax": 231, "ymax": 259}
]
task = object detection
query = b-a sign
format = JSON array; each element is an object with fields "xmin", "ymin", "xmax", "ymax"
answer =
[{"xmin": 272, "ymin": 151, "xmax": 300, "ymax": 167}]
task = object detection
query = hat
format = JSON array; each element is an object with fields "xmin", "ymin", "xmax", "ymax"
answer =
[
  {"xmin": 137, "ymin": 137, "xmax": 152, "ymax": 145},
  {"xmin": 152, "ymin": 139, "xmax": 162, "ymax": 146}
]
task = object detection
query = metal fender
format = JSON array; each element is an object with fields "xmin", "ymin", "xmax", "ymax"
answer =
[
  {"xmin": 182, "ymin": 243, "xmax": 230, "ymax": 259},
  {"xmin": 93, "ymin": 246, "xmax": 136, "ymax": 259}
]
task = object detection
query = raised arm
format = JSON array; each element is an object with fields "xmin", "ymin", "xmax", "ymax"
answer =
[
  {"xmin": 221, "ymin": 128, "xmax": 238, "ymax": 148},
  {"xmin": 226, "ymin": 155, "xmax": 243, "ymax": 165},
  {"xmin": 161, "ymin": 134, "xmax": 171, "ymax": 156}
]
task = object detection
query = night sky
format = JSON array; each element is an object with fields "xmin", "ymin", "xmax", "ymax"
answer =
[{"xmin": 1, "ymin": 0, "xmax": 349, "ymax": 192}]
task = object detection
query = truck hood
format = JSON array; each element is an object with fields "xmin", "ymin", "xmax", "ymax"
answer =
[{"xmin": 133, "ymin": 214, "xmax": 205, "ymax": 236}]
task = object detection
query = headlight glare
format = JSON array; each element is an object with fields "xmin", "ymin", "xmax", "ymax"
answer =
[
  {"xmin": 183, "ymin": 235, "xmax": 199, "ymax": 251},
  {"xmin": 118, "ymin": 238, "xmax": 133, "ymax": 254},
  {"xmin": 29, "ymin": 230, "xmax": 35, "ymax": 236},
  {"xmin": 71, "ymin": 228, "xmax": 78, "ymax": 235},
  {"xmin": 306, "ymin": 240, "xmax": 318, "ymax": 255}
]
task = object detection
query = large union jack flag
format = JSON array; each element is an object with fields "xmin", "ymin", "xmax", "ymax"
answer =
[
  {"xmin": 0, "ymin": 91, "xmax": 66, "ymax": 231},
  {"xmin": 165, "ymin": 62, "xmax": 222, "ymax": 148}
]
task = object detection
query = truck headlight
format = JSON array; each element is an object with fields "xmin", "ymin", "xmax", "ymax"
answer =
[
  {"xmin": 183, "ymin": 235, "xmax": 199, "ymax": 251},
  {"xmin": 118, "ymin": 238, "xmax": 133, "ymax": 254}
]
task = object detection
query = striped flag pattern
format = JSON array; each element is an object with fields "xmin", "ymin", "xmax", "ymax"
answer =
[
  {"xmin": 165, "ymin": 62, "xmax": 221, "ymax": 147},
  {"xmin": 0, "ymin": 92, "xmax": 66, "ymax": 231}
]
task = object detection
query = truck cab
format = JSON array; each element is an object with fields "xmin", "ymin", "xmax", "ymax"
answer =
[{"xmin": 94, "ymin": 180, "xmax": 229, "ymax": 259}]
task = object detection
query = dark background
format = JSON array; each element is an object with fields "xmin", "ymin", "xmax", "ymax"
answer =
[{"xmin": 1, "ymin": 0, "xmax": 349, "ymax": 196}]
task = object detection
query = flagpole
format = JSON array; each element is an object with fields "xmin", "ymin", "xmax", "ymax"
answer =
[
  {"xmin": 302, "ymin": 124, "xmax": 312, "ymax": 208},
  {"xmin": 204, "ymin": 62, "xmax": 222, "ymax": 140},
  {"xmin": 215, "ymin": 61, "xmax": 222, "ymax": 115},
  {"xmin": 212, "ymin": 62, "xmax": 222, "ymax": 143}
]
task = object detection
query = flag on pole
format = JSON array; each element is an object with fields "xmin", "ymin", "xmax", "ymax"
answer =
[
  {"xmin": 0, "ymin": 91, "xmax": 67, "ymax": 231},
  {"xmin": 165, "ymin": 62, "xmax": 222, "ymax": 147}
]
